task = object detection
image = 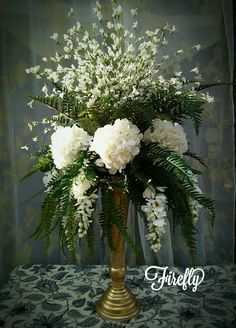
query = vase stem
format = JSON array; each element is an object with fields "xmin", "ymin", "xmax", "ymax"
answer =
[{"xmin": 96, "ymin": 189, "xmax": 140, "ymax": 321}]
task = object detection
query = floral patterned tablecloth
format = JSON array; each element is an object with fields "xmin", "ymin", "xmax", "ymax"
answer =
[{"xmin": 0, "ymin": 265, "xmax": 235, "ymax": 327}]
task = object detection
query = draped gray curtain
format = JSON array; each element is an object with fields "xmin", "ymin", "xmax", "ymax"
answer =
[{"xmin": 0, "ymin": 0, "xmax": 234, "ymax": 285}]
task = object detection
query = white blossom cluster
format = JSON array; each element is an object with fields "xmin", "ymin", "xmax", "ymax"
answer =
[
  {"xmin": 48, "ymin": 117, "xmax": 188, "ymax": 177},
  {"xmin": 50, "ymin": 125, "xmax": 92, "ymax": 169},
  {"xmin": 189, "ymin": 197, "xmax": 202, "ymax": 224},
  {"xmin": 144, "ymin": 118, "xmax": 188, "ymax": 154},
  {"xmin": 90, "ymin": 118, "xmax": 143, "ymax": 174},
  {"xmin": 71, "ymin": 172, "xmax": 98, "ymax": 237},
  {"xmin": 141, "ymin": 185, "xmax": 168, "ymax": 252},
  {"xmin": 25, "ymin": 2, "xmax": 192, "ymax": 110},
  {"xmin": 189, "ymin": 174, "xmax": 203, "ymax": 223}
]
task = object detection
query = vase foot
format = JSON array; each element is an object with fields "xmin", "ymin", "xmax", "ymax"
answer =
[{"xmin": 96, "ymin": 285, "xmax": 140, "ymax": 321}]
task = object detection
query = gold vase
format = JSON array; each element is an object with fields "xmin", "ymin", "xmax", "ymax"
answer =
[{"xmin": 96, "ymin": 189, "xmax": 140, "ymax": 321}]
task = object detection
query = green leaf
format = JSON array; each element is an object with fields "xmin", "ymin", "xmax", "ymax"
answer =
[{"xmin": 85, "ymin": 168, "xmax": 96, "ymax": 181}]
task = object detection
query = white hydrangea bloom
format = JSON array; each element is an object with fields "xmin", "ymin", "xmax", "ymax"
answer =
[
  {"xmin": 141, "ymin": 185, "xmax": 168, "ymax": 252},
  {"xmin": 90, "ymin": 118, "xmax": 143, "ymax": 174},
  {"xmin": 50, "ymin": 125, "xmax": 92, "ymax": 169},
  {"xmin": 144, "ymin": 118, "xmax": 188, "ymax": 154},
  {"xmin": 70, "ymin": 173, "xmax": 98, "ymax": 238}
]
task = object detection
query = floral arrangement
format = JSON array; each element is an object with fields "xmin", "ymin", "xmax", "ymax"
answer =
[{"xmin": 23, "ymin": 1, "xmax": 215, "ymax": 264}]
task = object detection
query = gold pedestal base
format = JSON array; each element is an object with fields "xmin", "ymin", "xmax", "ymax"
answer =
[{"xmin": 96, "ymin": 285, "xmax": 140, "ymax": 321}]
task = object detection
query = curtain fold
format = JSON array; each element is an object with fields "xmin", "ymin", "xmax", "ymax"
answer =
[{"xmin": 0, "ymin": 0, "xmax": 234, "ymax": 285}]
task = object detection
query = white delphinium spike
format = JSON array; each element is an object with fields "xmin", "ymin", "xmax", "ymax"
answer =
[
  {"xmin": 70, "ymin": 172, "xmax": 98, "ymax": 238},
  {"xmin": 141, "ymin": 186, "xmax": 168, "ymax": 252},
  {"xmin": 188, "ymin": 174, "xmax": 203, "ymax": 223},
  {"xmin": 42, "ymin": 84, "xmax": 49, "ymax": 96}
]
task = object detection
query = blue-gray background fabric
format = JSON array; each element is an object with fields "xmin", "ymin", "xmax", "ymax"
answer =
[{"xmin": 0, "ymin": 0, "xmax": 234, "ymax": 285}]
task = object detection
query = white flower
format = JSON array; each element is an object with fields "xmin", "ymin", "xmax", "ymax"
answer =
[
  {"xmin": 70, "ymin": 172, "xmax": 98, "ymax": 238},
  {"xmin": 90, "ymin": 118, "xmax": 143, "ymax": 174},
  {"xmin": 144, "ymin": 118, "xmax": 188, "ymax": 154},
  {"xmin": 113, "ymin": 5, "xmax": 122, "ymax": 17},
  {"xmin": 133, "ymin": 21, "xmax": 138, "ymax": 29},
  {"xmin": 174, "ymin": 71, "xmax": 182, "ymax": 77},
  {"xmin": 141, "ymin": 185, "xmax": 168, "ymax": 252},
  {"xmin": 71, "ymin": 174, "xmax": 93, "ymax": 202},
  {"xmin": 68, "ymin": 8, "xmax": 74, "ymax": 17},
  {"xmin": 191, "ymin": 67, "xmax": 199, "ymax": 74},
  {"xmin": 193, "ymin": 44, "xmax": 201, "ymax": 51},
  {"xmin": 42, "ymin": 169, "xmax": 57, "ymax": 191},
  {"xmin": 50, "ymin": 125, "xmax": 92, "ymax": 169},
  {"xmin": 28, "ymin": 123, "xmax": 33, "ymax": 131},
  {"xmin": 107, "ymin": 21, "xmax": 113, "ymax": 29},
  {"xmin": 130, "ymin": 8, "xmax": 137, "ymax": 17},
  {"xmin": 73, "ymin": 192, "xmax": 98, "ymax": 238},
  {"xmin": 27, "ymin": 100, "xmax": 35, "ymax": 109},
  {"xmin": 203, "ymin": 92, "xmax": 214, "ymax": 103},
  {"xmin": 20, "ymin": 145, "xmax": 29, "ymax": 151},
  {"xmin": 26, "ymin": 66, "xmax": 40, "ymax": 75},
  {"xmin": 50, "ymin": 33, "xmax": 59, "ymax": 42}
]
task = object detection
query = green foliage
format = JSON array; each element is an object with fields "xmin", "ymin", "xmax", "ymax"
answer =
[
  {"xmin": 30, "ymin": 93, "xmax": 88, "ymax": 121},
  {"xmin": 21, "ymin": 156, "xmax": 53, "ymax": 181},
  {"xmin": 30, "ymin": 151, "xmax": 90, "ymax": 259},
  {"xmin": 76, "ymin": 118, "xmax": 100, "ymax": 135},
  {"xmin": 184, "ymin": 150, "xmax": 207, "ymax": 168},
  {"xmin": 100, "ymin": 188, "xmax": 140, "ymax": 255},
  {"xmin": 123, "ymin": 140, "xmax": 215, "ymax": 265}
]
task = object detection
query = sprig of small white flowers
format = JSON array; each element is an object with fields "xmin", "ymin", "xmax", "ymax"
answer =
[
  {"xmin": 188, "ymin": 174, "xmax": 203, "ymax": 223},
  {"xmin": 70, "ymin": 172, "xmax": 98, "ymax": 238},
  {"xmin": 25, "ymin": 3, "xmax": 185, "ymax": 109},
  {"xmin": 141, "ymin": 185, "xmax": 168, "ymax": 252}
]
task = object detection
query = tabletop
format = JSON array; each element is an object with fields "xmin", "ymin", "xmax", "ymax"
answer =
[{"xmin": 0, "ymin": 264, "xmax": 235, "ymax": 327}]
